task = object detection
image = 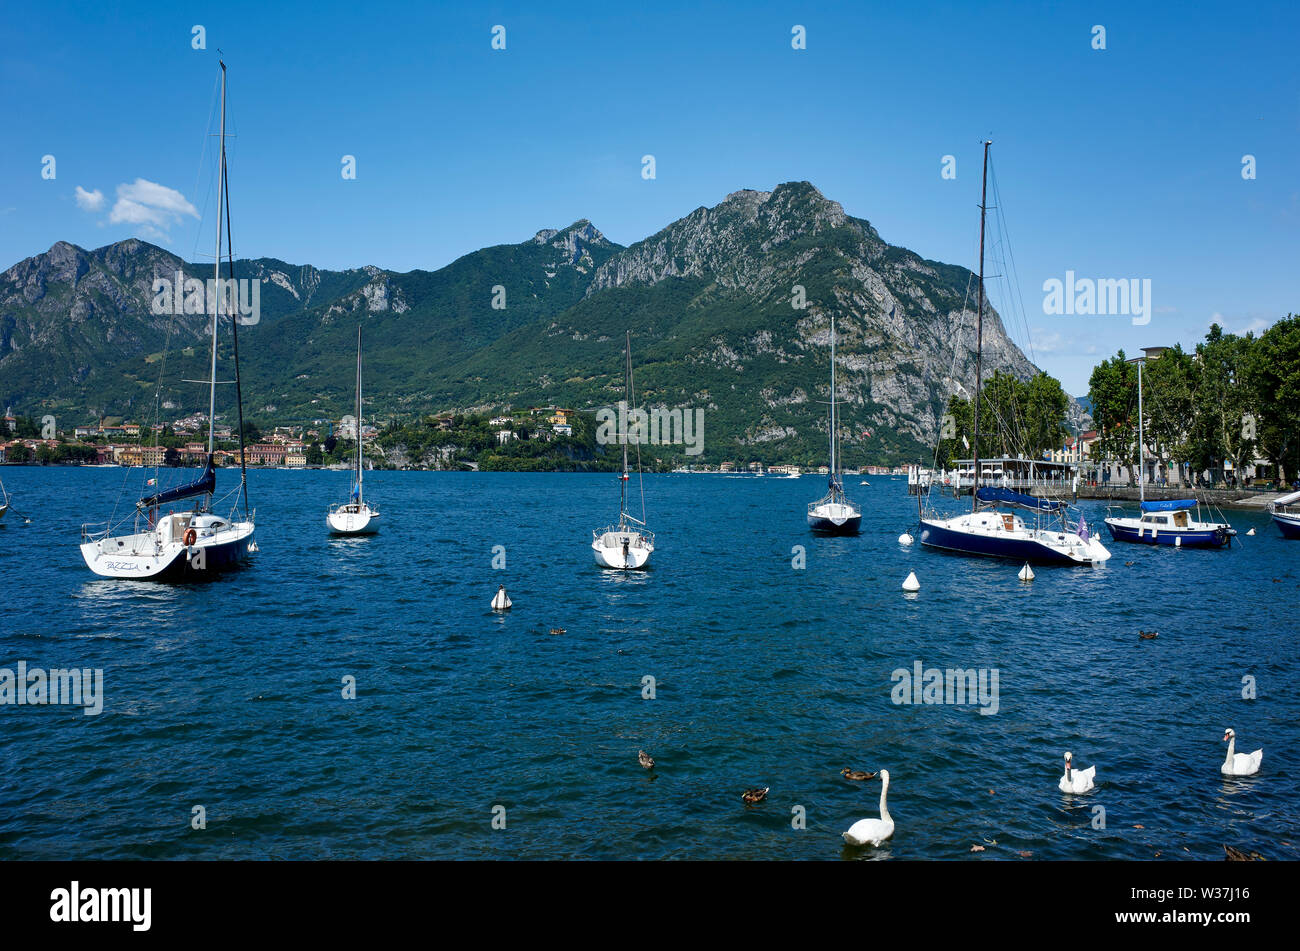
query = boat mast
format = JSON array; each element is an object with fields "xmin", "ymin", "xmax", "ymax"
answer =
[
  {"xmin": 620, "ymin": 331, "xmax": 630, "ymax": 522},
  {"xmin": 971, "ymin": 139, "xmax": 990, "ymax": 513},
  {"xmin": 207, "ymin": 60, "xmax": 227, "ymax": 466},
  {"xmin": 1136, "ymin": 355, "xmax": 1144, "ymax": 505},
  {"xmin": 356, "ymin": 326, "xmax": 364, "ymax": 503},
  {"xmin": 830, "ymin": 313, "xmax": 837, "ymax": 491}
]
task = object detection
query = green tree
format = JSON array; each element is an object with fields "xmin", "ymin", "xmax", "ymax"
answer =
[
  {"xmin": 1141, "ymin": 345, "xmax": 1197, "ymax": 471},
  {"xmin": 1245, "ymin": 314, "xmax": 1300, "ymax": 483},
  {"xmin": 1088, "ymin": 352, "xmax": 1137, "ymax": 480},
  {"xmin": 1190, "ymin": 325, "xmax": 1256, "ymax": 483}
]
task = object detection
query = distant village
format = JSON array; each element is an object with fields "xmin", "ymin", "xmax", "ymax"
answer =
[{"xmin": 0, "ymin": 402, "xmax": 1099, "ymax": 477}]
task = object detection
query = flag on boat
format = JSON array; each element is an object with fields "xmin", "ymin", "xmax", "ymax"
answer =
[
  {"xmin": 145, "ymin": 478, "xmax": 157, "ymax": 486},
  {"xmin": 1078, "ymin": 515, "xmax": 1089, "ymax": 541}
]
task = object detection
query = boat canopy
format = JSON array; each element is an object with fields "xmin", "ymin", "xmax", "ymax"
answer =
[
  {"xmin": 1272, "ymin": 490, "xmax": 1300, "ymax": 507},
  {"xmin": 975, "ymin": 487, "xmax": 1064, "ymax": 512},
  {"xmin": 1139, "ymin": 498, "xmax": 1197, "ymax": 512},
  {"xmin": 138, "ymin": 454, "xmax": 215, "ymax": 509}
]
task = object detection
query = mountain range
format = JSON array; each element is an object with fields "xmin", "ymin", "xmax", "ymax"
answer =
[{"xmin": 0, "ymin": 182, "xmax": 1042, "ymax": 465}]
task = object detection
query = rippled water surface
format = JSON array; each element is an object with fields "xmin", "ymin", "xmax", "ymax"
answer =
[{"xmin": 1, "ymin": 468, "xmax": 1295, "ymax": 860}]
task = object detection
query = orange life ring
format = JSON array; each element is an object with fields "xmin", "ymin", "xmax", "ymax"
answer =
[{"xmin": 183, "ymin": 528, "xmax": 197, "ymax": 546}]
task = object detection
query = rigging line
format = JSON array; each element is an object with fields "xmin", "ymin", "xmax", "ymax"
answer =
[
  {"xmin": 223, "ymin": 126, "xmax": 251, "ymax": 520},
  {"xmin": 926, "ymin": 270, "xmax": 976, "ymax": 494},
  {"xmin": 629, "ymin": 335, "xmax": 647, "ymax": 527},
  {"xmin": 189, "ymin": 71, "xmax": 223, "ymax": 265},
  {"xmin": 988, "ymin": 158, "xmax": 1037, "ymax": 369}
]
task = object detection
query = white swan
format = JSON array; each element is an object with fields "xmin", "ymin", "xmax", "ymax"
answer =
[
  {"xmin": 1059, "ymin": 751, "xmax": 1096, "ymax": 793},
  {"xmin": 843, "ymin": 769, "xmax": 894, "ymax": 847},
  {"xmin": 1221, "ymin": 728, "xmax": 1263, "ymax": 776}
]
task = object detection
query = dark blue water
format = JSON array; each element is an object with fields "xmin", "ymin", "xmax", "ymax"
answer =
[{"xmin": 0, "ymin": 468, "xmax": 1295, "ymax": 860}]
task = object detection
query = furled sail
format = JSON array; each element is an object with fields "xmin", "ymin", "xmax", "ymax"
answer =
[
  {"xmin": 975, "ymin": 487, "xmax": 1064, "ymax": 512},
  {"xmin": 138, "ymin": 454, "xmax": 215, "ymax": 509},
  {"xmin": 1139, "ymin": 498, "xmax": 1197, "ymax": 512}
]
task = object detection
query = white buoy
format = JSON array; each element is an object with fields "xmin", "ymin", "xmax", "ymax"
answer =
[
  {"xmin": 1175, "ymin": 536, "xmax": 1181, "ymax": 548},
  {"xmin": 1246, "ymin": 528, "xmax": 1256, "ymax": 536},
  {"xmin": 1018, "ymin": 562, "xmax": 1034, "ymax": 582},
  {"xmin": 898, "ymin": 532, "xmax": 914, "ymax": 546},
  {"xmin": 491, "ymin": 584, "xmax": 512, "ymax": 611},
  {"xmin": 902, "ymin": 571, "xmax": 920, "ymax": 592}
]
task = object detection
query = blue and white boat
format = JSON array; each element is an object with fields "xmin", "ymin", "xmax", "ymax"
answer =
[
  {"xmin": 1269, "ymin": 490, "xmax": 1300, "ymax": 538},
  {"xmin": 79, "ymin": 61, "xmax": 256, "ymax": 580},
  {"xmin": 915, "ymin": 142, "xmax": 1106, "ymax": 567},
  {"xmin": 1100, "ymin": 348, "xmax": 1234, "ymax": 549},
  {"xmin": 1104, "ymin": 498, "xmax": 1235, "ymax": 548},
  {"xmin": 920, "ymin": 488, "xmax": 1110, "ymax": 565}
]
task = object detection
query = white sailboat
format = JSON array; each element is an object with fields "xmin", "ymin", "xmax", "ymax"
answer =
[
  {"xmin": 327, "ymin": 327, "xmax": 380, "ymax": 535},
  {"xmin": 0, "ymin": 475, "xmax": 8, "ymax": 520},
  {"xmin": 807, "ymin": 313, "xmax": 861, "ymax": 535},
  {"xmin": 592, "ymin": 331, "xmax": 655, "ymax": 569},
  {"xmin": 79, "ymin": 60, "xmax": 256, "ymax": 579},
  {"xmin": 917, "ymin": 142, "xmax": 1109, "ymax": 566}
]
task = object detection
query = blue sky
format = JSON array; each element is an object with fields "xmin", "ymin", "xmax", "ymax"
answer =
[{"xmin": 2, "ymin": 0, "xmax": 1296, "ymax": 394}]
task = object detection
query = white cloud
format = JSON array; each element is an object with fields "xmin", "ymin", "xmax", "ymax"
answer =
[
  {"xmin": 107, "ymin": 178, "xmax": 199, "ymax": 236},
  {"xmin": 75, "ymin": 186, "xmax": 105, "ymax": 212}
]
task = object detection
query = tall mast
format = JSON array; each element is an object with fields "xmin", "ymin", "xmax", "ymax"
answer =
[
  {"xmin": 830, "ymin": 313, "xmax": 837, "ymax": 486},
  {"xmin": 620, "ymin": 331, "xmax": 630, "ymax": 520},
  {"xmin": 207, "ymin": 60, "xmax": 227, "ymax": 459},
  {"xmin": 356, "ymin": 326, "xmax": 363, "ymax": 501},
  {"xmin": 1136, "ymin": 356, "xmax": 1144, "ymax": 504},
  {"xmin": 971, "ymin": 140, "xmax": 990, "ymax": 512}
]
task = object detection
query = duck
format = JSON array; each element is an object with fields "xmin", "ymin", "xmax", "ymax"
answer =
[
  {"xmin": 1138, "ymin": 630, "xmax": 1159, "ymax": 640},
  {"xmin": 841, "ymin": 768, "xmax": 876, "ymax": 781},
  {"xmin": 548, "ymin": 627, "xmax": 566, "ymax": 635},
  {"xmin": 1124, "ymin": 561, "xmax": 1135, "ymax": 567},
  {"xmin": 1059, "ymin": 751, "xmax": 1096, "ymax": 793},
  {"xmin": 741, "ymin": 786, "xmax": 769, "ymax": 805},
  {"xmin": 843, "ymin": 770, "xmax": 894, "ymax": 847},
  {"xmin": 638, "ymin": 750, "xmax": 654, "ymax": 770},
  {"xmin": 1221, "ymin": 728, "xmax": 1263, "ymax": 776},
  {"xmin": 1223, "ymin": 844, "xmax": 1265, "ymax": 861}
]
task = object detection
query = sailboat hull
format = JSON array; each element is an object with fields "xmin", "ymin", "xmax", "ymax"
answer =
[
  {"xmin": 919, "ymin": 515, "xmax": 1107, "ymax": 565},
  {"xmin": 327, "ymin": 506, "xmax": 380, "ymax": 535},
  {"xmin": 808, "ymin": 513, "xmax": 862, "ymax": 535},
  {"xmin": 80, "ymin": 522, "xmax": 255, "ymax": 580},
  {"xmin": 592, "ymin": 530, "xmax": 653, "ymax": 569}
]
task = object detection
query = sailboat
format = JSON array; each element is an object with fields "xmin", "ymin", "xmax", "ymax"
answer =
[
  {"xmin": 1103, "ymin": 351, "xmax": 1235, "ymax": 548},
  {"xmin": 592, "ymin": 331, "xmax": 655, "ymax": 569},
  {"xmin": 79, "ymin": 60, "xmax": 255, "ymax": 579},
  {"xmin": 0, "ymin": 475, "xmax": 8, "ymax": 520},
  {"xmin": 807, "ymin": 313, "xmax": 862, "ymax": 535},
  {"xmin": 917, "ymin": 142, "xmax": 1109, "ymax": 566},
  {"xmin": 326, "ymin": 327, "xmax": 380, "ymax": 535}
]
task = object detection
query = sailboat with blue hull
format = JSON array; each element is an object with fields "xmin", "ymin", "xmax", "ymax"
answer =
[
  {"xmin": 1102, "ymin": 349, "xmax": 1235, "ymax": 548},
  {"xmin": 79, "ymin": 61, "xmax": 256, "ymax": 580},
  {"xmin": 916, "ymin": 141, "xmax": 1108, "ymax": 567}
]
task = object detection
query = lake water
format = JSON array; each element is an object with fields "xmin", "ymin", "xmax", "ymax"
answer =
[{"xmin": 0, "ymin": 468, "xmax": 1295, "ymax": 859}]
